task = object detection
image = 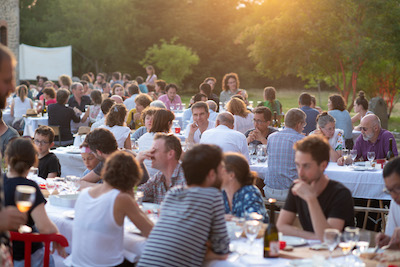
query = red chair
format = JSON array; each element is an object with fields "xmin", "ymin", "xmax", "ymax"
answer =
[{"xmin": 9, "ymin": 232, "xmax": 69, "ymax": 267}]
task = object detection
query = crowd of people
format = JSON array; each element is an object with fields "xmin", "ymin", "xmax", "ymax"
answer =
[{"xmin": 0, "ymin": 43, "xmax": 400, "ymax": 266}]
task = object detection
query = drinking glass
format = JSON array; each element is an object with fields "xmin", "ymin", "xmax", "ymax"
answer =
[
  {"xmin": 324, "ymin": 228, "xmax": 341, "ymax": 261},
  {"xmin": 248, "ymin": 143, "xmax": 256, "ymax": 156},
  {"xmin": 66, "ymin": 175, "xmax": 80, "ymax": 194},
  {"xmin": 367, "ymin": 152, "xmax": 375, "ymax": 164},
  {"xmin": 15, "ymin": 185, "xmax": 36, "ymax": 233},
  {"xmin": 46, "ymin": 178, "xmax": 56, "ymax": 195},
  {"xmin": 342, "ymin": 149, "xmax": 351, "ymax": 166},
  {"xmin": 135, "ymin": 190, "xmax": 144, "ymax": 208},
  {"xmin": 257, "ymin": 144, "xmax": 267, "ymax": 164},
  {"xmin": 244, "ymin": 220, "xmax": 261, "ymax": 246},
  {"xmin": 232, "ymin": 217, "xmax": 245, "ymax": 239},
  {"xmin": 343, "ymin": 226, "xmax": 360, "ymax": 262},
  {"xmin": 350, "ymin": 149, "xmax": 357, "ymax": 166}
]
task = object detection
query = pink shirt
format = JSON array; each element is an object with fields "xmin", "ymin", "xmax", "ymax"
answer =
[{"xmin": 158, "ymin": 94, "xmax": 183, "ymax": 110}]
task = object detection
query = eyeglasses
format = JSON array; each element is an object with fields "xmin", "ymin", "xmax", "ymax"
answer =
[
  {"xmin": 33, "ymin": 140, "xmax": 50, "ymax": 146},
  {"xmin": 383, "ymin": 186, "xmax": 400, "ymax": 195},
  {"xmin": 252, "ymin": 119, "xmax": 267, "ymax": 124},
  {"xmin": 360, "ymin": 127, "xmax": 368, "ymax": 132}
]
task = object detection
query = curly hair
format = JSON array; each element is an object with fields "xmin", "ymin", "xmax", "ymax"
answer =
[
  {"xmin": 226, "ymin": 97, "xmax": 249, "ymax": 118},
  {"xmin": 134, "ymin": 94, "xmax": 152, "ymax": 108},
  {"xmin": 42, "ymin": 87, "xmax": 56, "ymax": 99},
  {"xmin": 102, "ymin": 151, "xmax": 142, "ymax": 192},
  {"xmin": 222, "ymin": 73, "xmax": 239, "ymax": 91},
  {"xmin": 5, "ymin": 138, "xmax": 38, "ymax": 175},
  {"xmin": 106, "ymin": 103, "xmax": 127, "ymax": 127}
]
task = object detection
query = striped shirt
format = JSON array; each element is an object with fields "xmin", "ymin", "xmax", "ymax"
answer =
[
  {"xmin": 138, "ymin": 186, "xmax": 230, "ymax": 267},
  {"xmin": 264, "ymin": 127, "xmax": 304, "ymax": 190}
]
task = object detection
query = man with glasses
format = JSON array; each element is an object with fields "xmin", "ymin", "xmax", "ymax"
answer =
[
  {"xmin": 264, "ymin": 108, "xmax": 306, "ymax": 201},
  {"xmin": 34, "ymin": 125, "xmax": 61, "ymax": 179},
  {"xmin": 338, "ymin": 114, "xmax": 398, "ymax": 165},
  {"xmin": 376, "ymin": 157, "xmax": 400, "ymax": 249},
  {"xmin": 245, "ymin": 106, "xmax": 277, "ymax": 145}
]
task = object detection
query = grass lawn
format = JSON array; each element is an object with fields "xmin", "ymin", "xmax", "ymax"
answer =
[{"xmin": 181, "ymin": 88, "xmax": 400, "ymax": 132}]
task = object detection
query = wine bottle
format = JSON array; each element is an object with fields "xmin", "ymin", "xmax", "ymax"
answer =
[
  {"xmin": 273, "ymin": 112, "xmax": 278, "ymax": 128},
  {"xmin": 264, "ymin": 198, "xmax": 279, "ymax": 258},
  {"xmin": 387, "ymin": 138, "xmax": 395, "ymax": 161},
  {"xmin": 42, "ymin": 99, "xmax": 46, "ymax": 115}
]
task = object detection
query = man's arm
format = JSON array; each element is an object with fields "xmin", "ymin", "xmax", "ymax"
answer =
[
  {"xmin": 277, "ymin": 209, "xmax": 317, "ymax": 240},
  {"xmin": 81, "ymin": 169, "xmax": 100, "ymax": 183}
]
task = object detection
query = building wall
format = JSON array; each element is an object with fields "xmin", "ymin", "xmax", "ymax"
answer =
[{"xmin": 0, "ymin": 0, "xmax": 19, "ymax": 71}]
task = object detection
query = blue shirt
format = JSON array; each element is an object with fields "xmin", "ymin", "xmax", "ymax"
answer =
[
  {"xmin": 222, "ymin": 185, "xmax": 268, "ymax": 222},
  {"xmin": 328, "ymin": 109, "xmax": 353, "ymax": 139},
  {"xmin": 138, "ymin": 84, "xmax": 148, "ymax": 93},
  {"xmin": 265, "ymin": 128, "xmax": 304, "ymax": 190},
  {"xmin": 300, "ymin": 106, "xmax": 319, "ymax": 135}
]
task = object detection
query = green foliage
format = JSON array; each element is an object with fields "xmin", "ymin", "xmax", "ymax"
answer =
[{"xmin": 140, "ymin": 40, "xmax": 200, "ymax": 85}]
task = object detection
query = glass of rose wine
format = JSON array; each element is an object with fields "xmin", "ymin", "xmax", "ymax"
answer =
[{"xmin": 15, "ymin": 185, "xmax": 36, "ymax": 233}]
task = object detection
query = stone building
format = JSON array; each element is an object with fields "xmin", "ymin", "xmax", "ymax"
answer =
[{"xmin": 0, "ymin": 0, "xmax": 19, "ymax": 63}]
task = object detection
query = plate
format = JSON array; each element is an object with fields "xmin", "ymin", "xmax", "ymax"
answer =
[
  {"xmin": 352, "ymin": 166, "xmax": 376, "ymax": 171},
  {"xmin": 280, "ymin": 235, "xmax": 307, "ymax": 247},
  {"xmin": 63, "ymin": 210, "xmax": 75, "ymax": 219}
]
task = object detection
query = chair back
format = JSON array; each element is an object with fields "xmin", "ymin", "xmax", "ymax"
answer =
[
  {"xmin": 46, "ymin": 125, "xmax": 61, "ymax": 147},
  {"xmin": 9, "ymin": 231, "xmax": 69, "ymax": 267}
]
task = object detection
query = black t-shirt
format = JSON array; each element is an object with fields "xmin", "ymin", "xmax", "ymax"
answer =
[
  {"xmin": 38, "ymin": 152, "xmax": 61, "ymax": 179},
  {"xmin": 68, "ymin": 95, "xmax": 92, "ymax": 112},
  {"xmin": 244, "ymin": 126, "xmax": 278, "ymax": 146},
  {"xmin": 283, "ymin": 180, "xmax": 354, "ymax": 233},
  {"xmin": 4, "ymin": 175, "xmax": 47, "ymax": 260}
]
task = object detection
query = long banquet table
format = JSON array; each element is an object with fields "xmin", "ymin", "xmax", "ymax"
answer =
[{"xmin": 251, "ymin": 162, "xmax": 390, "ymax": 200}]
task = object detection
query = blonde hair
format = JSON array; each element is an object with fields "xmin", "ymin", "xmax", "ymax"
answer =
[{"xmin": 226, "ymin": 97, "xmax": 249, "ymax": 118}]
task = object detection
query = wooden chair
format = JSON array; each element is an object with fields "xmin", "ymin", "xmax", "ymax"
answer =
[
  {"xmin": 9, "ymin": 231, "xmax": 69, "ymax": 267},
  {"xmin": 360, "ymin": 199, "xmax": 389, "ymax": 231},
  {"xmin": 46, "ymin": 125, "xmax": 61, "ymax": 147}
]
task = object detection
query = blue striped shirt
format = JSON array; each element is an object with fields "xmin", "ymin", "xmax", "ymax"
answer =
[
  {"xmin": 138, "ymin": 186, "xmax": 230, "ymax": 267},
  {"xmin": 264, "ymin": 128, "xmax": 304, "ymax": 190}
]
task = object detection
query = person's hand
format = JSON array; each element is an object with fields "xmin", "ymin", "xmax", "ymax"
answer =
[
  {"xmin": 204, "ymin": 241, "xmax": 228, "ymax": 261},
  {"xmin": 189, "ymin": 122, "xmax": 199, "ymax": 135},
  {"xmin": 52, "ymin": 241, "xmax": 68, "ymax": 258},
  {"xmin": 388, "ymin": 228, "xmax": 400, "ymax": 250},
  {"xmin": 337, "ymin": 156, "xmax": 345, "ymax": 166},
  {"xmin": 247, "ymin": 131, "xmax": 256, "ymax": 143},
  {"xmin": 252, "ymin": 129, "xmax": 267, "ymax": 143},
  {"xmin": 376, "ymin": 232, "xmax": 391, "ymax": 248},
  {"xmin": 133, "ymin": 112, "xmax": 141, "ymax": 121},
  {"xmin": 0, "ymin": 206, "xmax": 27, "ymax": 232},
  {"xmin": 136, "ymin": 149, "xmax": 154, "ymax": 163},
  {"xmin": 291, "ymin": 179, "xmax": 317, "ymax": 202},
  {"xmin": 73, "ymin": 107, "xmax": 82, "ymax": 115}
]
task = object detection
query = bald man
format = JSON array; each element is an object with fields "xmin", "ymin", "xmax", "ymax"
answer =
[
  {"xmin": 338, "ymin": 114, "xmax": 398, "ymax": 165},
  {"xmin": 200, "ymin": 112, "xmax": 249, "ymax": 161}
]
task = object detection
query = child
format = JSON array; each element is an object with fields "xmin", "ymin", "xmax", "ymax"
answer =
[
  {"xmin": 80, "ymin": 142, "xmax": 100, "ymax": 176},
  {"xmin": 34, "ymin": 125, "xmax": 61, "ymax": 179}
]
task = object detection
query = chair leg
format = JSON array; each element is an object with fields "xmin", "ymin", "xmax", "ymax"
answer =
[
  {"xmin": 379, "ymin": 200, "xmax": 386, "ymax": 232},
  {"xmin": 363, "ymin": 199, "xmax": 371, "ymax": 229}
]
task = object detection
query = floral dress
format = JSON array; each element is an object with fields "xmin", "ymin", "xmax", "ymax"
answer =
[{"xmin": 222, "ymin": 185, "xmax": 268, "ymax": 222}]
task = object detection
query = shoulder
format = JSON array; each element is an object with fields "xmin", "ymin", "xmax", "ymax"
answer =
[{"xmin": 326, "ymin": 180, "xmax": 352, "ymax": 197}]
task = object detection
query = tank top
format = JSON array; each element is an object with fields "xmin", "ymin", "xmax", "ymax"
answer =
[
  {"xmin": 14, "ymin": 97, "xmax": 31, "ymax": 118},
  {"xmin": 71, "ymin": 188, "xmax": 124, "ymax": 266}
]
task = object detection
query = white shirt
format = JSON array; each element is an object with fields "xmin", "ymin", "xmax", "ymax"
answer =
[
  {"xmin": 385, "ymin": 200, "xmax": 400, "ymax": 236},
  {"xmin": 233, "ymin": 113, "xmax": 254, "ymax": 134},
  {"xmin": 99, "ymin": 125, "xmax": 130, "ymax": 148},
  {"xmin": 200, "ymin": 125, "xmax": 249, "ymax": 161},
  {"xmin": 91, "ymin": 117, "xmax": 105, "ymax": 131},
  {"xmin": 123, "ymin": 94, "xmax": 138, "ymax": 111},
  {"xmin": 137, "ymin": 132, "xmax": 159, "ymax": 177},
  {"xmin": 184, "ymin": 121, "xmax": 215, "ymax": 144}
]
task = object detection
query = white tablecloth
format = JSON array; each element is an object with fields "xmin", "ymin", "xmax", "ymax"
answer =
[
  {"xmin": 2, "ymin": 108, "xmax": 13, "ymax": 125},
  {"xmin": 251, "ymin": 162, "xmax": 390, "ymax": 200},
  {"xmin": 52, "ymin": 148, "xmax": 86, "ymax": 177},
  {"xmin": 23, "ymin": 114, "xmax": 89, "ymax": 138}
]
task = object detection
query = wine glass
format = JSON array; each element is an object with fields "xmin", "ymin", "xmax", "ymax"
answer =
[
  {"xmin": 15, "ymin": 185, "xmax": 36, "ymax": 233},
  {"xmin": 257, "ymin": 145, "xmax": 268, "ymax": 164},
  {"xmin": 248, "ymin": 143, "xmax": 256, "ymax": 156},
  {"xmin": 135, "ymin": 190, "xmax": 144, "ymax": 208},
  {"xmin": 244, "ymin": 220, "xmax": 261, "ymax": 246},
  {"xmin": 342, "ymin": 149, "xmax": 351, "ymax": 167},
  {"xmin": 46, "ymin": 178, "xmax": 56, "ymax": 195},
  {"xmin": 350, "ymin": 149, "xmax": 357, "ymax": 166},
  {"xmin": 367, "ymin": 152, "xmax": 375, "ymax": 165},
  {"xmin": 324, "ymin": 228, "xmax": 341, "ymax": 261},
  {"xmin": 343, "ymin": 226, "xmax": 360, "ymax": 262},
  {"xmin": 66, "ymin": 175, "xmax": 80, "ymax": 194},
  {"xmin": 232, "ymin": 217, "xmax": 245, "ymax": 239}
]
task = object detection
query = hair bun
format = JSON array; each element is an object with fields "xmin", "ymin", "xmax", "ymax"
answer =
[{"xmin": 358, "ymin": 91, "xmax": 365, "ymax": 99}]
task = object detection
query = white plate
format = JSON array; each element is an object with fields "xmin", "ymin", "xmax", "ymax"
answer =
[
  {"xmin": 352, "ymin": 166, "xmax": 376, "ymax": 171},
  {"xmin": 63, "ymin": 210, "xmax": 75, "ymax": 219},
  {"xmin": 281, "ymin": 235, "xmax": 307, "ymax": 247}
]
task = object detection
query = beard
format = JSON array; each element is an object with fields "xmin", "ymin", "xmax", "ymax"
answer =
[{"xmin": 362, "ymin": 132, "xmax": 374, "ymax": 141}]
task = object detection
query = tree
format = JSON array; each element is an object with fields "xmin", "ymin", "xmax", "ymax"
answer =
[
  {"xmin": 238, "ymin": 0, "xmax": 400, "ymax": 107},
  {"xmin": 141, "ymin": 40, "xmax": 199, "ymax": 85}
]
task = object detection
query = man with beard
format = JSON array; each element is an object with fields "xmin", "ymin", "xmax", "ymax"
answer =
[
  {"xmin": 0, "ymin": 44, "xmax": 27, "ymax": 264},
  {"xmin": 277, "ymin": 135, "xmax": 354, "ymax": 241},
  {"xmin": 137, "ymin": 133, "xmax": 186, "ymax": 204},
  {"xmin": 138, "ymin": 144, "xmax": 229, "ymax": 267},
  {"xmin": 338, "ymin": 114, "xmax": 398, "ymax": 165}
]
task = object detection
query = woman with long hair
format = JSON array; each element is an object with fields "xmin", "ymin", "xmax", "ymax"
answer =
[
  {"xmin": 225, "ymin": 97, "xmax": 254, "ymax": 134},
  {"xmin": 100, "ymin": 103, "xmax": 131, "ymax": 149},
  {"xmin": 4, "ymin": 138, "xmax": 66, "ymax": 266},
  {"xmin": 220, "ymin": 73, "xmax": 246, "ymax": 104},
  {"xmin": 112, "ymin": 84, "xmax": 126, "ymax": 100},
  {"xmin": 145, "ymin": 65, "xmax": 157, "ymax": 86},
  {"xmin": 221, "ymin": 153, "xmax": 268, "ymax": 222},
  {"xmin": 260, "ymin": 86, "xmax": 282, "ymax": 120},
  {"xmin": 327, "ymin": 94, "xmax": 353, "ymax": 149},
  {"xmin": 82, "ymin": 89, "xmax": 102, "ymax": 125},
  {"xmin": 11, "ymin": 85, "xmax": 33, "ymax": 131},
  {"xmin": 71, "ymin": 151, "xmax": 153, "ymax": 266}
]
